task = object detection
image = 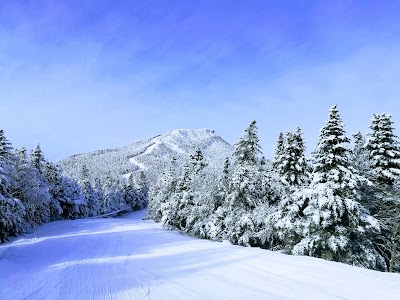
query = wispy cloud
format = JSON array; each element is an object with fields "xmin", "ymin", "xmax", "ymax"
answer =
[{"xmin": 0, "ymin": 2, "xmax": 399, "ymax": 160}]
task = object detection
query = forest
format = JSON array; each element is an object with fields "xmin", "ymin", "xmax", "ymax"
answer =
[
  {"xmin": 148, "ymin": 105, "xmax": 400, "ymax": 272},
  {"xmin": 0, "ymin": 135, "xmax": 148, "ymax": 244},
  {"xmin": 1, "ymin": 105, "xmax": 399, "ymax": 273}
]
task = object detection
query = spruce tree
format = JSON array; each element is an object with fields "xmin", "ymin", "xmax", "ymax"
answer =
[
  {"xmin": 182, "ymin": 149, "xmax": 209, "ymax": 235},
  {"xmin": 30, "ymin": 144, "xmax": 45, "ymax": 173},
  {"xmin": 137, "ymin": 171, "xmax": 149, "ymax": 209},
  {"xmin": 272, "ymin": 132, "xmax": 285, "ymax": 170},
  {"xmin": 233, "ymin": 120, "xmax": 262, "ymax": 165},
  {"xmin": 367, "ymin": 113, "xmax": 400, "ymax": 271},
  {"xmin": 43, "ymin": 162, "xmax": 63, "ymax": 220},
  {"xmin": 0, "ymin": 130, "xmax": 13, "ymax": 161},
  {"xmin": 124, "ymin": 174, "xmax": 139, "ymax": 211},
  {"xmin": 80, "ymin": 165, "xmax": 99, "ymax": 217},
  {"xmin": 0, "ymin": 163, "xmax": 24, "ymax": 242},
  {"xmin": 150, "ymin": 157, "xmax": 178, "ymax": 223},
  {"xmin": 209, "ymin": 157, "xmax": 231, "ymax": 240},
  {"xmin": 173, "ymin": 164, "xmax": 193, "ymax": 230},
  {"xmin": 190, "ymin": 148, "xmax": 208, "ymax": 174},
  {"xmin": 367, "ymin": 113, "xmax": 400, "ymax": 186},
  {"xmin": 274, "ymin": 128, "xmax": 308, "ymax": 186},
  {"xmin": 226, "ymin": 120, "xmax": 262, "ymax": 246}
]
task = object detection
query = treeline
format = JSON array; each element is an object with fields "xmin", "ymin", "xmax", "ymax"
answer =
[
  {"xmin": 0, "ymin": 132, "xmax": 148, "ymax": 243},
  {"xmin": 148, "ymin": 105, "xmax": 400, "ymax": 272}
]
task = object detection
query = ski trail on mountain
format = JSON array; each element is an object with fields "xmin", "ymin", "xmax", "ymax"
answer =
[
  {"xmin": 1, "ymin": 210, "xmax": 399, "ymax": 300},
  {"xmin": 127, "ymin": 134, "xmax": 187, "ymax": 175},
  {"xmin": 128, "ymin": 136, "xmax": 162, "ymax": 173}
]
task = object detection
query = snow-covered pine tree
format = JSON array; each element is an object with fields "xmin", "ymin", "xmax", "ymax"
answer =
[
  {"xmin": 0, "ymin": 130, "xmax": 14, "ymax": 162},
  {"xmin": 366, "ymin": 113, "xmax": 400, "ymax": 272},
  {"xmin": 367, "ymin": 113, "xmax": 400, "ymax": 186},
  {"xmin": 59, "ymin": 176, "xmax": 87, "ymax": 219},
  {"xmin": 272, "ymin": 132, "xmax": 285, "ymax": 170},
  {"xmin": 124, "ymin": 174, "xmax": 139, "ymax": 211},
  {"xmin": 14, "ymin": 147, "xmax": 51, "ymax": 229},
  {"xmin": 190, "ymin": 148, "xmax": 208, "ymax": 174},
  {"xmin": 148, "ymin": 157, "xmax": 178, "ymax": 222},
  {"xmin": 136, "ymin": 171, "xmax": 149, "ymax": 209},
  {"xmin": 101, "ymin": 176, "xmax": 127, "ymax": 215},
  {"xmin": 80, "ymin": 165, "xmax": 99, "ymax": 217},
  {"xmin": 42, "ymin": 162, "xmax": 64, "ymax": 220},
  {"xmin": 208, "ymin": 157, "xmax": 231, "ymax": 240},
  {"xmin": 225, "ymin": 120, "xmax": 262, "ymax": 246},
  {"xmin": 159, "ymin": 159, "xmax": 181, "ymax": 229},
  {"xmin": 0, "ymin": 162, "xmax": 24, "ymax": 243},
  {"xmin": 274, "ymin": 128, "xmax": 309, "ymax": 186},
  {"xmin": 30, "ymin": 144, "xmax": 45, "ymax": 173},
  {"xmin": 264, "ymin": 129, "xmax": 309, "ymax": 251},
  {"xmin": 172, "ymin": 163, "xmax": 193, "ymax": 230},
  {"xmin": 182, "ymin": 148, "xmax": 209, "ymax": 235},
  {"xmin": 93, "ymin": 178, "xmax": 104, "ymax": 212},
  {"xmin": 292, "ymin": 105, "xmax": 379, "ymax": 267}
]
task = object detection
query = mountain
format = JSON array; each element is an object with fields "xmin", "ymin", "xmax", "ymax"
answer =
[{"xmin": 59, "ymin": 128, "xmax": 233, "ymax": 185}]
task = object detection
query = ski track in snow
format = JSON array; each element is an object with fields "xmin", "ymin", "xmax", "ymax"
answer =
[
  {"xmin": 126, "ymin": 134, "xmax": 188, "ymax": 176},
  {"xmin": 1, "ymin": 210, "xmax": 400, "ymax": 300},
  {"xmin": 128, "ymin": 136, "xmax": 162, "ymax": 174}
]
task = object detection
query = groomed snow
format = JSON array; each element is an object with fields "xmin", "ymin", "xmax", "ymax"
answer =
[{"xmin": 1, "ymin": 210, "xmax": 399, "ymax": 300}]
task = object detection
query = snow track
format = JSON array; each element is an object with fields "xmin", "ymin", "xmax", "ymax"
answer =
[
  {"xmin": 1, "ymin": 210, "xmax": 400, "ymax": 300},
  {"xmin": 128, "ymin": 136, "xmax": 161, "ymax": 173}
]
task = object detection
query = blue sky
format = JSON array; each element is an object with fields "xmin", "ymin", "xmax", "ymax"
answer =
[{"xmin": 1, "ymin": 1, "xmax": 399, "ymax": 161}]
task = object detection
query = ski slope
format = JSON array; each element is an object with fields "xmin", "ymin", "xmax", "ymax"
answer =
[{"xmin": 1, "ymin": 210, "xmax": 399, "ymax": 300}]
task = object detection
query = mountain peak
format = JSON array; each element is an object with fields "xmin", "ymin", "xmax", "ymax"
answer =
[
  {"xmin": 169, "ymin": 128, "xmax": 215, "ymax": 139},
  {"xmin": 60, "ymin": 128, "xmax": 233, "ymax": 185}
]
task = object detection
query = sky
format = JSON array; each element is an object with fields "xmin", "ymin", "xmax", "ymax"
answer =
[{"xmin": 1, "ymin": 0, "xmax": 399, "ymax": 162}]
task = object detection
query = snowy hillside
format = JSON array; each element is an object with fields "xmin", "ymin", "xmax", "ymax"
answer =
[
  {"xmin": 60, "ymin": 128, "xmax": 233, "ymax": 185},
  {"xmin": 1, "ymin": 209, "xmax": 399, "ymax": 300}
]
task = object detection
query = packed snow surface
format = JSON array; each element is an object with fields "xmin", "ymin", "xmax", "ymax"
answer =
[{"xmin": 1, "ymin": 210, "xmax": 399, "ymax": 300}]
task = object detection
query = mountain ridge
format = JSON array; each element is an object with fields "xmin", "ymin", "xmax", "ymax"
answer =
[{"xmin": 60, "ymin": 128, "xmax": 233, "ymax": 185}]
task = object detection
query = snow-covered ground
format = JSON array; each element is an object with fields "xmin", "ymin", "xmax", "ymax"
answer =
[{"xmin": 1, "ymin": 210, "xmax": 399, "ymax": 300}]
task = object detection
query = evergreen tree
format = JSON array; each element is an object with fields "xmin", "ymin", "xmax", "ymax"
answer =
[
  {"xmin": 181, "ymin": 149, "xmax": 208, "ymax": 234},
  {"xmin": 366, "ymin": 114, "xmax": 400, "ymax": 271},
  {"xmin": 158, "ymin": 158, "xmax": 180, "ymax": 227},
  {"xmin": 43, "ymin": 162, "xmax": 63, "ymax": 220},
  {"xmin": 274, "ymin": 128, "xmax": 308, "ymax": 186},
  {"xmin": 93, "ymin": 178, "xmax": 104, "ymax": 213},
  {"xmin": 0, "ymin": 130, "xmax": 13, "ymax": 161},
  {"xmin": 59, "ymin": 176, "xmax": 87, "ymax": 219},
  {"xmin": 16, "ymin": 147, "xmax": 27, "ymax": 163},
  {"xmin": 80, "ymin": 165, "xmax": 99, "ymax": 217},
  {"xmin": 273, "ymin": 132, "xmax": 285, "ymax": 169},
  {"xmin": 209, "ymin": 157, "xmax": 231, "ymax": 240},
  {"xmin": 367, "ymin": 113, "xmax": 400, "ymax": 186},
  {"xmin": 30, "ymin": 144, "xmax": 45, "ymax": 173},
  {"xmin": 292, "ymin": 105, "xmax": 379, "ymax": 267},
  {"xmin": 225, "ymin": 120, "xmax": 262, "ymax": 246},
  {"xmin": 12, "ymin": 146, "xmax": 51, "ymax": 229},
  {"xmin": 233, "ymin": 120, "xmax": 262, "ymax": 165},
  {"xmin": 101, "ymin": 176, "xmax": 127, "ymax": 215},
  {"xmin": 172, "ymin": 163, "xmax": 193, "ymax": 230},
  {"xmin": 124, "ymin": 174, "xmax": 140, "ymax": 211},
  {"xmin": 149, "ymin": 157, "xmax": 178, "ymax": 222},
  {"xmin": 0, "ymin": 162, "xmax": 24, "ymax": 242},
  {"xmin": 190, "ymin": 148, "xmax": 208, "ymax": 174},
  {"xmin": 137, "ymin": 171, "xmax": 149, "ymax": 209}
]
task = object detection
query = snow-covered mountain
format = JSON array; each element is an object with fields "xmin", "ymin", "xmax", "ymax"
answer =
[{"xmin": 60, "ymin": 128, "xmax": 233, "ymax": 185}]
